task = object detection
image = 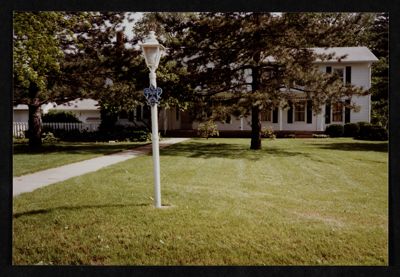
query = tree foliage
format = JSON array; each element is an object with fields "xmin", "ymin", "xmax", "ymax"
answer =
[
  {"xmin": 368, "ymin": 13, "xmax": 388, "ymax": 128},
  {"xmin": 13, "ymin": 12, "xmax": 83, "ymax": 148},
  {"xmin": 42, "ymin": 111, "xmax": 81, "ymax": 123},
  {"xmin": 13, "ymin": 12, "xmax": 134, "ymax": 147},
  {"xmin": 13, "ymin": 12, "xmax": 386, "ymax": 150},
  {"xmin": 137, "ymin": 12, "xmax": 374, "ymax": 149}
]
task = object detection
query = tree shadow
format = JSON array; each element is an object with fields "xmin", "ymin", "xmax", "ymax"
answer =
[
  {"xmin": 13, "ymin": 203, "xmax": 151, "ymax": 219},
  {"xmin": 161, "ymin": 140, "xmax": 310, "ymax": 161},
  {"xmin": 310, "ymin": 141, "xmax": 388, "ymax": 153},
  {"xmin": 13, "ymin": 143, "xmax": 147, "ymax": 155}
]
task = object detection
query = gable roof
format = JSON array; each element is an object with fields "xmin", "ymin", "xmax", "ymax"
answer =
[
  {"xmin": 13, "ymin": 99, "xmax": 100, "ymax": 111},
  {"xmin": 14, "ymin": 104, "xmax": 29, "ymax": 110},
  {"xmin": 50, "ymin": 99, "xmax": 99, "ymax": 111},
  {"xmin": 310, "ymin": 47, "xmax": 379, "ymax": 63}
]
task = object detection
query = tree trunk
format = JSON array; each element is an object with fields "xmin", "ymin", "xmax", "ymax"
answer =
[
  {"xmin": 250, "ymin": 62, "xmax": 262, "ymax": 150},
  {"xmin": 28, "ymin": 99, "xmax": 42, "ymax": 149},
  {"xmin": 250, "ymin": 105, "xmax": 262, "ymax": 150},
  {"xmin": 249, "ymin": 13, "xmax": 262, "ymax": 150}
]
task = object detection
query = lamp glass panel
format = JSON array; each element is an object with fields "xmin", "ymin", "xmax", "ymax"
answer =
[{"xmin": 144, "ymin": 46, "xmax": 159, "ymax": 67}]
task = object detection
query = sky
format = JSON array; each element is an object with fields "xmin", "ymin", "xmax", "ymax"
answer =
[{"xmin": 122, "ymin": 12, "xmax": 143, "ymax": 40}]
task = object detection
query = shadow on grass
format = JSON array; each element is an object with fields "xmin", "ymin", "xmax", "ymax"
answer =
[
  {"xmin": 161, "ymin": 141, "xmax": 309, "ymax": 160},
  {"xmin": 13, "ymin": 203, "xmax": 150, "ymax": 219},
  {"xmin": 310, "ymin": 141, "xmax": 388, "ymax": 153},
  {"xmin": 13, "ymin": 143, "xmax": 147, "ymax": 155}
]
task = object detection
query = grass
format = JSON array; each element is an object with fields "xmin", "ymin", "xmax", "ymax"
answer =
[
  {"xmin": 12, "ymin": 138, "xmax": 388, "ymax": 265},
  {"xmin": 13, "ymin": 141, "xmax": 147, "ymax": 177}
]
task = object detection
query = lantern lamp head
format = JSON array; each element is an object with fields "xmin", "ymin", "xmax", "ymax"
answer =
[{"xmin": 140, "ymin": 31, "xmax": 165, "ymax": 72}]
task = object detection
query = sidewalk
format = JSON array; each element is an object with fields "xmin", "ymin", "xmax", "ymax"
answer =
[{"xmin": 13, "ymin": 138, "xmax": 189, "ymax": 197}]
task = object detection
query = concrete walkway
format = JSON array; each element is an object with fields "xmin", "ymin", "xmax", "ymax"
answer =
[{"xmin": 13, "ymin": 138, "xmax": 189, "ymax": 197}]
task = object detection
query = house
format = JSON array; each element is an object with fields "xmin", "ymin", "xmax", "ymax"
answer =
[
  {"xmin": 160, "ymin": 46, "xmax": 379, "ymax": 134},
  {"xmin": 13, "ymin": 99, "xmax": 101, "ymax": 137},
  {"xmin": 13, "ymin": 47, "xmax": 378, "ymax": 136},
  {"xmin": 48, "ymin": 99, "xmax": 101, "ymax": 123},
  {"xmin": 13, "ymin": 99, "xmax": 101, "ymax": 124}
]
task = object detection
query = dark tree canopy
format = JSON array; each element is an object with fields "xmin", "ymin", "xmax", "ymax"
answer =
[
  {"xmin": 135, "ymin": 12, "xmax": 373, "ymax": 149},
  {"xmin": 13, "ymin": 12, "xmax": 386, "ymax": 149},
  {"xmin": 368, "ymin": 13, "xmax": 388, "ymax": 128}
]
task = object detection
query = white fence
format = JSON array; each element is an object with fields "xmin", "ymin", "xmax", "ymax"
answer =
[{"xmin": 13, "ymin": 122, "xmax": 100, "ymax": 138}]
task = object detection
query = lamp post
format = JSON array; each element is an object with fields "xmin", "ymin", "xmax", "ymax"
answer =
[{"xmin": 140, "ymin": 31, "xmax": 165, "ymax": 208}]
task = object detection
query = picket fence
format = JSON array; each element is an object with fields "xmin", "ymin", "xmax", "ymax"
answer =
[{"xmin": 13, "ymin": 122, "xmax": 100, "ymax": 138}]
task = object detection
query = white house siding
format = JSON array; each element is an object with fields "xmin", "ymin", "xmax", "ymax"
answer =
[
  {"xmin": 151, "ymin": 107, "xmax": 180, "ymax": 130},
  {"xmin": 216, "ymin": 117, "xmax": 242, "ymax": 131},
  {"xmin": 317, "ymin": 62, "xmax": 372, "ymax": 126},
  {"xmin": 13, "ymin": 110, "xmax": 28, "ymax": 122},
  {"xmin": 348, "ymin": 95, "xmax": 370, "ymax": 123},
  {"xmin": 72, "ymin": 110, "xmax": 101, "ymax": 123},
  {"xmin": 166, "ymin": 107, "xmax": 181, "ymax": 130}
]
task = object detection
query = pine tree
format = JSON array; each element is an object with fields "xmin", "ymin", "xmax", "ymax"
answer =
[
  {"xmin": 141, "ymin": 12, "xmax": 372, "ymax": 149},
  {"xmin": 368, "ymin": 13, "xmax": 388, "ymax": 128}
]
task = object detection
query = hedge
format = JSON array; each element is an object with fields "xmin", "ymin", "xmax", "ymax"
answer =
[
  {"xmin": 344, "ymin": 123, "xmax": 360, "ymax": 137},
  {"xmin": 357, "ymin": 124, "xmax": 388, "ymax": 141},
  {"xmin": 42, "ymin": 126, "xmax": 150, "ymax": 142},
  {"xmin": 325, "ymin": 124, "xmax": 344, "ymax": 137}
]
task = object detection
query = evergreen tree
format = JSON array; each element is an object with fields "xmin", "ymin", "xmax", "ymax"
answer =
[
  {"xmin": 142, "ymin": 12, "xmax": 372, "ymax": 149},
  {"xmin": 368, "ymin": 13, "xmax": 388, "ymax": 128}
]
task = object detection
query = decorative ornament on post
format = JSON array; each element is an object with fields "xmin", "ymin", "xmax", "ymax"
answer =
[
  {"xmin": 140, "ymin": 31, "xmax": 165, "ymax": 208},
  {"xmin": 144, "ymin": 85, "xmax": 163, "ymax": 106}
]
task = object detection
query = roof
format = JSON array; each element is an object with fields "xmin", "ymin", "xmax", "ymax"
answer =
[
  {"xmin": 262, "ymin": 47, "xmax": 379, "ymax": 63},
  {"xmin": 14, "ymin": 104, "xmax": 28, "ymax": 110},
  {"xmin": 50, "ymin": 99, "xmax": 99, "ymax": 111},
  {"xmin": 310, "ymin": 47, "xmax": 379, "ymax": 63},
  {"xmin": 13, "ymin": 99, "xmax": 100, "ymax": 111}
]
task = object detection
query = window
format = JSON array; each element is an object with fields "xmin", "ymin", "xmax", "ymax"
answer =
[
  {"xmin": 294, "ymin": 102, "xmax": 306, "ymax": 122},
  {"xmin": 260, "ymin": 110, "xmax": 272, "ymax": 122},
  {"xmin": 224, "ymin": 115, "xmax": 231, "ymax": 124},
  {"xmin": 332, "ymin": 102, "xmax": 343, "ymax": 122},
  {"xmin": 176, "ymin": 108, "xmax": 180, "ymax": 121},
  {"xmin": 333, "ymin": 68, "xmax": 345, "ymax": 83}
]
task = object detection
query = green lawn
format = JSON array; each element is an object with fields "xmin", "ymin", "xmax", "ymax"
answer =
[
  {"xmin": 13, "ymin": 141, "xmax": 147, "ymax": 177},
  {"xmin": 12, "ymin": 138, "xmax": 388, "ymax": 265}
]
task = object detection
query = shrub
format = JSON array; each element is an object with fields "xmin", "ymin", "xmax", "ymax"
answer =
[
  {"xmin": 197, "ymin": 120, "xmax": 219, "ymax": 139},
  {"xmin": 357, "ymin": 124, "xmax": 388, "ymax": 141},
  {"xmin": 261, "ymin": 126, "xmax": 276, "ymax": 139},
  {"xmin": 312, "ymin": 134, "xmax": 329, "ymax": 138},
  {"xmin": 42, "ymin": 132, "xmax": 59, "ymax": 144},
  {"xmin": 42, "ymin": 111, "xmax": 81, "ymax": 123},
  {"xmin": 344, "ymin": 123, "xmax": 360, "ymax": 137},
  {"xmin": 42, "ymin": 126, "xmax": 151, "ymax": 142},
  {"xmin": 325, "ymin": 124, "xmax": 344, "ymax": 137},
  {"xmin": 357, "ymin": 121, "xmax": 371, "ymax": 129}
]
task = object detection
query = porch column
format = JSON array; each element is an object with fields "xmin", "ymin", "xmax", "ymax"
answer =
[
  {"xmin": 240, "ymin": 117, "xmax": 244, "ymax": 131},
  {"xmin": 163, "ymin": 108, "xmax": 167, "ymax": 135},
  {"xmin": 279, "ymin": 108, "xmax": 283, "ymax": 131},
  {"xmin": 320, "ymin": 105, "xmax": 325, "ymax": 131}
]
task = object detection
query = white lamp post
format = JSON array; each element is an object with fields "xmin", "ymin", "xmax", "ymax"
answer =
[{"xmin": 140, "ymin": 31, "xmax": 165, "ymax": 208}]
